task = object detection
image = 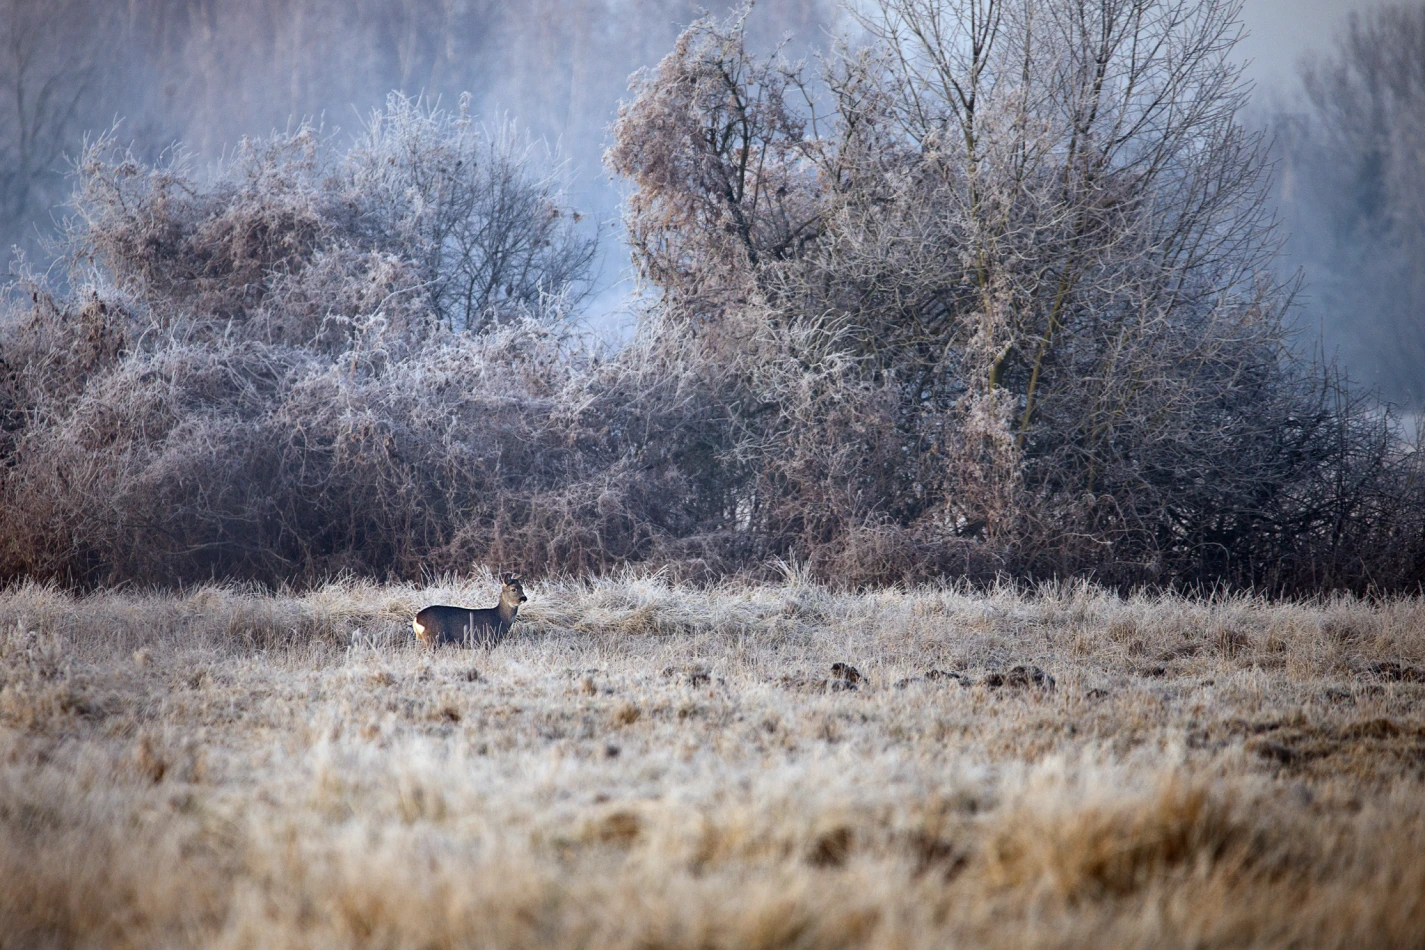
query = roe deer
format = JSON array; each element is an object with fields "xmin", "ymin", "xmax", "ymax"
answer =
[{"xmin": 413, "ymin": 572, "xmax": 527, "ymax": 648}]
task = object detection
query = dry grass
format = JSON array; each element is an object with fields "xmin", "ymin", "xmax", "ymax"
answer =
[{"xmin": 2, "ymin": 571, "xmax": 1424, "ymax": 948}]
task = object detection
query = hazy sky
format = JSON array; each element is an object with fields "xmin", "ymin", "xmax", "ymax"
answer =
[{"xmin": 1238, "ymin": 0, "xmax": 1395, "ymax": 85}]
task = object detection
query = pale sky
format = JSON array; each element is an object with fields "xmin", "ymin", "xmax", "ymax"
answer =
[{"xmin": 1237, "ymin": 0, "xmax": 1397, "ymax": 86}]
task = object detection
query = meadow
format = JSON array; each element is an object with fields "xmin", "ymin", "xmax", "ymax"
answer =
[{"xmin": 1, "ymin": 571, "xmax": 1423, "ymax": 948}]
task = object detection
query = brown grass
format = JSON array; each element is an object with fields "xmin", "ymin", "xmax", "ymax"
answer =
[{"xmin": 1, "ymin": 572, "xmax": 1424, "ymax": 948}]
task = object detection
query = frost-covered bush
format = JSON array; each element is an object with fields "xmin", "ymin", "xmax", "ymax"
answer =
[
  {"xmin": 0, "ymin": 97, "xmax": 660, "ymax": 587},
  {"xmin": 347, "ymin": 96, "xmax": 598, "ymax": 332},
  {"xmin": 66, "ymin": 93, "xmax": 595, "ymax": 339},
  {"xmin": 0, "ymin": 289, "xmax": 736, "ymax": 585}
]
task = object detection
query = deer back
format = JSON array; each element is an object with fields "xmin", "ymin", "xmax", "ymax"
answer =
[{"xmin": 413, "ymin": 604, "xmax": 511, "ymax": 647}]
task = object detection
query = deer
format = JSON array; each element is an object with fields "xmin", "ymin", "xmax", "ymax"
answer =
[{"xmin": 413, "ymin": 572, "xmax": 528, "ymax": 648}]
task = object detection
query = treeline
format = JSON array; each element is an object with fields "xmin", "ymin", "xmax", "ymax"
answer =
[{"xmin": 2, "ymin": 2, "xmax": 1423, "ymax": 593}]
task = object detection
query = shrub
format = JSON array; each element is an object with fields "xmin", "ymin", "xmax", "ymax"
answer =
[{"xmin": 0, "ymin": 97, "xmax": 637, "ymax": 587}]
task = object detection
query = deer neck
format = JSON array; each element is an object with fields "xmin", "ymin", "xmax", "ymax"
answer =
[{"xmin": 497, "ymin": 595, "xmax": 520, "ymax": 624}]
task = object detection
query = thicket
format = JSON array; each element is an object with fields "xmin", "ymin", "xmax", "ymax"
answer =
[{"xmin": 1, "ymin": 1, "xmax": 1422, "ymax": 593}]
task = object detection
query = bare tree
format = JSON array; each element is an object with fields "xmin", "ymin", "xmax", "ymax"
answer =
[{"xmin": 350, "ymin": 94, "xmax": 599, "ymax": 331}]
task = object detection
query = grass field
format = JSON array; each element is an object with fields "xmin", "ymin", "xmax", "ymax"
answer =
[{"xmin": 2, "ymin": 571, "xmax": 1424, "ymax": 948}]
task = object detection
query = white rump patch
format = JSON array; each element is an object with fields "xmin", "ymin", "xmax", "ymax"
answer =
[{"xmin": 412, "ymin": 620, "xmax": 425, "ymax": 636}]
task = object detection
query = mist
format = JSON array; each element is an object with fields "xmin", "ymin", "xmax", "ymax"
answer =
[
  {"xmin": 1, "ymin": 0, "xmax": 1422, "ymax": 398},
  {"xmin": 0, "ymin": 0, "xmax": 840, "ymax": 326},
  {"xmin": 1236, "ymin": 0, "xmax": 1395, "ymax": 84},
  {"xmin": 1240, "ymin": 0, "xmax": 1425, "ymax": 409}
]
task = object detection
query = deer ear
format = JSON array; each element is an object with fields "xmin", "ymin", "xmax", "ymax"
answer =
[{"xmin": 500, "ymin": 571, "xmax": 515, "ymax": 584}]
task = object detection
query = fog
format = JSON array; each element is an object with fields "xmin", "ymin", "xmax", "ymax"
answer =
[
  {"xmin": 0, "ymin": 0, "xmax": 841, "ymax": 327},
  {"xmin": 1, "ymin": 0, "xmax": 1421, "ymax": 400},
  {"xmin": 1241, "ymin": 0, "xmax": 1425, "ymax": 408},
  {"xmin": 1237, "ymin": 0, "xmax": 1395, "ymax": 84}
]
